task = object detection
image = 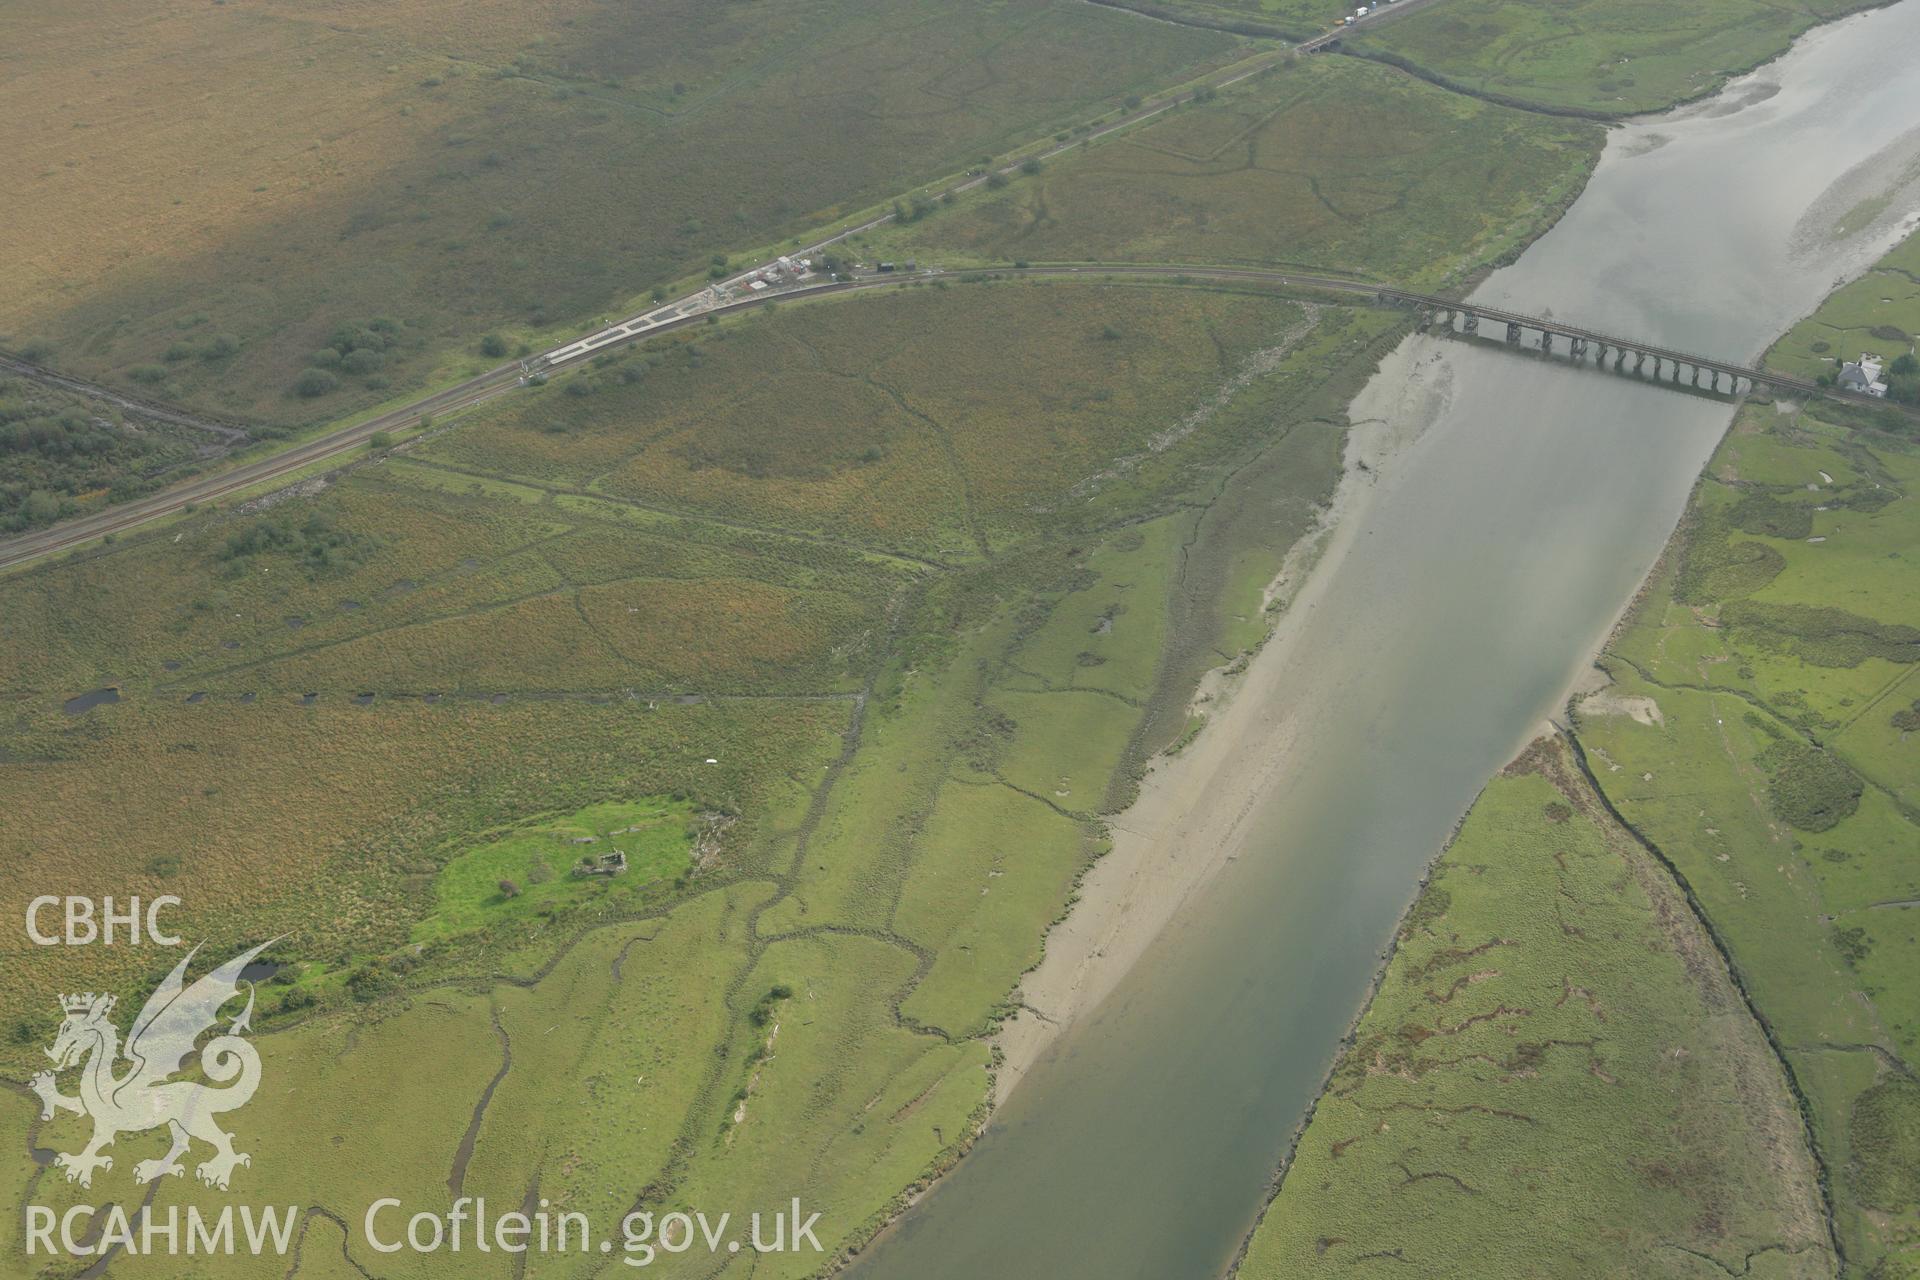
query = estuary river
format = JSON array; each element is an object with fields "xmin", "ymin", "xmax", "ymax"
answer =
[{"xmin": 852, "ymin": 5, "xmax": 1920, "ymax": 1277}]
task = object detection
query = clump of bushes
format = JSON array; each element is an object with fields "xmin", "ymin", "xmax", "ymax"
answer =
[
  {"xmin": 747, "ymin": 984, "xmax": 794, "ymax": 1028},
  {"xmin": 1849, "ymin": 1077, "xmax": 1920, "ymax": 1213},
  {"xmin": 0, "ymin": 390, "xmax": 181, "ymax": 531},
  {"xmin": 1727, "ymin": 491, "xmax": 1812, "ymax": 540},
  {"xmin": 892, "ymin": 193, "xmax": 939, "ymax": 223},
  {"xmin": 219, "ymin": 511, "xmax": 379, "ymax": 577},
  {"xmin": 1673, "ymin": 512, "xmax": 1783, "ymax": 603},
  {"xmin": 1758, "ymin": 740, "xmax": 1862, "ymax": 831},
  {"xmin": 293, "ymin": 316, "xmax": 410, "ymax": 397},
  {"xmin": 1887, "ymin": 351, "xmax": 1919, "ymax": 406},
  {"xmin": 344, "ymin": 949, "xmax": 421, "ymax": 1003},
  {"xmin": 1721, "ymin": 600, "xmax": 1920, "ymax": 667},
  {"xmin": 342, "ymin": 348, "xmax": 384, "ymax": 376},
  {"xmin": 294, "ymin": 368, "xmax": 339, "ymax": 398}
]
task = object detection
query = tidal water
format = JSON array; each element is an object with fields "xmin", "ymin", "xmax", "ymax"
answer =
[{"xmin": 852, "ymin": 6, "xmax": 1920, "ymax": 1276}]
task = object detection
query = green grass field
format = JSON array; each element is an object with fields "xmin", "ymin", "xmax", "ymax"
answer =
[
  {"xmin": 1362, "ymin": 0, "xmax": 1882, "ymax": 114},
  {"xmin": 1241, "ymin": 738, "xmax": 1833, "ymax": 1278},
  {"xmin": 1539, "ymin": 232, "xmax": 1920, "ymax": 1274},
  {"xmin": 1575, "ymin": 397, "xmax": 1920, "ymax": 1272},
  {"xmin": 415, "ymin": 797, "xmax": 699, "ymax": 943}
]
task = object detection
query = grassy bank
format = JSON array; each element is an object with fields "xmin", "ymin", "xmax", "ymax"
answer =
[
  {"xmin": 1572, "ymin": 392, "xmax": 1920, "ymax": 1272},
  {"xmin": 1239, "ymin": 736, "xmax": 1834, "ymax": 1277}
]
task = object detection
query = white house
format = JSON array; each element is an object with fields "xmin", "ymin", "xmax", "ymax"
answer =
[{"xmin": 1838, "ymin": 353, "xmax": 1888, "ymax": 398}]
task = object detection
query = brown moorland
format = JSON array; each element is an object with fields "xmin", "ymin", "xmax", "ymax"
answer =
[{"xmin": 0, "ymin": 0, "xmax": 1234, "ymax": 423}]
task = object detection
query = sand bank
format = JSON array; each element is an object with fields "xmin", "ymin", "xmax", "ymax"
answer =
[{"xmin": 993, "ymin": 342, "xmax": 1458, "ymax": 1100}]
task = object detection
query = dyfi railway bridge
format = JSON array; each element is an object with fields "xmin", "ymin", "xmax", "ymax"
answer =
[{"xmin": 1386, "ymin": 291, "xmax": 1852, "ymax": 405}]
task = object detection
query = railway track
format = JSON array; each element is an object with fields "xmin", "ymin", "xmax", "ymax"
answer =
[{"xmin": 4, "ymin": 261, "xmax": 1897, "ymax": 573}]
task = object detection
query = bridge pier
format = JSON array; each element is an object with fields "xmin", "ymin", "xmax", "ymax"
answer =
[
  {"xmin": 1570, "ymin": 337, "xmax": 1588, "ymax": 360},
  {"xmin": 1691, "ymin": 365, "xmax": 1701, "ymax": 387},
  {"xmin": 1634, "ymin": 352, "xmax": 1646, "ymax": 373},
  {"xmin": 1461, "ymin": 312, "xmax": 1479, "ymax": 336},
  {"xmin": 1506, "ymin": 321, "xmax": 1523, "ymax": 345},
  {"xmin": 1593, "ymin": 341, "xmax": 1607, "ymax": 364},
  {"xmin": 1614, "ymin": 348, "xmax": 1626, "ymax": 371},
  {"xmin": 1541, "ymin": 331, "xmax": 1554, "ymax": 354}
]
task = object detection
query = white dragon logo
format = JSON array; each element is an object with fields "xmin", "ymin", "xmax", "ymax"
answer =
[{"xmin": 29, "ymin": 940, "xmax": 276, "ymax": 1191}]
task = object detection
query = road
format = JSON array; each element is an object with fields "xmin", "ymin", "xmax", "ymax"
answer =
[{"xmin": 1296, "ymin": 0, "xmax": 1450, "ymax": 53}]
